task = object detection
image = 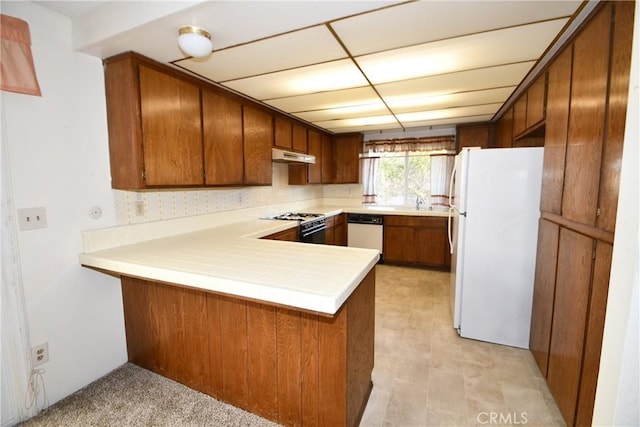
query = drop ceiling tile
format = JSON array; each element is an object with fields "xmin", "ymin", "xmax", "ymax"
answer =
[
  {"xmin": 400, "ymin": 115, "xmax": 496, "ymax": 130},
  {"xmin": 376, "ymin": 62, "xmax": 534, "ymax": 99},
  {"xmin": 323, "ymin": 123, "xmax": 403, "ymax": 134},
  {"xmin": 222, "ymin": 59, "xmax": 367, "ymax": 100},
  {"xmin": 175, "ymin": 26, "xmax": 346, "ymax": 82},
  {"xmin": 312, "ymin": 114, "xmax": 399, "ymax": 131},
  {"xmin": 355, "ymin": 19, "xmax": 567, "ymax": 84},
  {"xmin": 332, "ymin": 1, "xmax": 581, "ymax": 56},
  {"xmin": 386, "ymin": 87, "xmax": 514, "ymax": 114},
  {"xmin": 396, "ymin": 103, "xmax": 503, "ymax": 124},
  {"xmin": 264, "ymin": 86, "xmax": 380, "ymax": 112},
  {"xmin": 292, "ymin": 101, "xmax": 389, "ymax": 122}
]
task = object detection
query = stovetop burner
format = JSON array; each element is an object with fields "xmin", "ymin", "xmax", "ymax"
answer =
[{"xmin": 270, "ymin": 212, "xmax": 324, "ymax": 222}]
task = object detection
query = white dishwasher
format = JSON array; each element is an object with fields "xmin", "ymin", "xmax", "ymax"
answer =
[{"xmin": 347, "ymin": 213, "xmax": 384, "ymax": 262}]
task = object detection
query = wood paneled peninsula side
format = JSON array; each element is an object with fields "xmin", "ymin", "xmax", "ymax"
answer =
[{"xmin": 79, "ymin": 213, "xmax": 379, "ymax": 427}]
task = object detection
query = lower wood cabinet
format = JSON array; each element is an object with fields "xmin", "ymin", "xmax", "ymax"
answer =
[
  {"xmin": 326, "ymin": 214, "xmax": 347, "ymax": 246},
  {"xmin": 120, "ymin": 269, "xmax": 375, "ymax": 427},
  {"xmin": 261, "ymin": 227, "xmax": 299, "ymax": 242},
  {"xmin": 383, "ymin": 215, "xmax": 450, "ymax": 268},
  {"xmin": 530, "ymin": 220, "xmax": 613, "ymax": 427}
]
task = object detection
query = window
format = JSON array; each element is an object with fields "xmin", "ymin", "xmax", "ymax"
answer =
[
  {"xmin": 375, "ymin": 151, "xmax": 431, "ymax": 208},
  {"xmin": 361, "ymin": 135, "xmax": 456, "ymax": 209}
]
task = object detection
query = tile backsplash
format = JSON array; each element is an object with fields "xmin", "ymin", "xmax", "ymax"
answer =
[{"xmin": 114, "ymin": 163, "xmax": 362, "ymax": 225}]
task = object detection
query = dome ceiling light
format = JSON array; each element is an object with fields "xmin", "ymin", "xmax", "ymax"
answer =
[{"xmin": 178, "ymin": 26, "xmax": 212, "ymax": 58}]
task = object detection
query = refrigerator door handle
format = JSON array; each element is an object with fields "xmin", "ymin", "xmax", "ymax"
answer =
[
  {"xmin": 448, "ymin": 162, "xmax": 457, "ymax": 207},
  {"xmin": 448, "ymin": 207, "xmax": 455, "ymax": 254}
]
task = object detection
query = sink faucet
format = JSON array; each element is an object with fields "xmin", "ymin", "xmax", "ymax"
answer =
[{"xmin": 416, "ymin": 196, "xmax": 424, "ymax": 210}]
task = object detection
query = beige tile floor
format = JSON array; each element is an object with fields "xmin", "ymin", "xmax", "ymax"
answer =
[{"xmin": 360, "ymin": 264, "xmax": 566, "ymax": 427}]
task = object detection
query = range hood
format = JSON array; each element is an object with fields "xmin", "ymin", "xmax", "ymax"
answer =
[{"xmin": 272, "ymin": 148, "xmax": 316, "ymax": 164}]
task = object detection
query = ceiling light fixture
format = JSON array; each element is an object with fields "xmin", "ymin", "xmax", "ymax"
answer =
[{"xmin": 178, "ymin": 26, "xmax": 212, "ymax": 58}]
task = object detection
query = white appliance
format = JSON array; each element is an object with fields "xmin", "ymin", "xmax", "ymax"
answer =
[
  {"xmin": 448, "ymin": 147, "xmax": 543, "ymax": 348},
  {"xmin": 347, "ymin": 214, "xmax": 384, "ymax": 258}
]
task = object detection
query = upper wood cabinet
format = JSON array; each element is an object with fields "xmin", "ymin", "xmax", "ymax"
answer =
[
  {"xmin": 292, "ymin": 123, "xmax": 308, "ymax": 153},
  {"xmin": 512, "ymin": 96, "xmax": 527, "ymax": 137},
  {"xmin": 104, "ymin": 52, "xmax": 274, "ymax": 189},
  {"xmin": 138, "ymin": 65, "xmax": 204, "ymax": 186},
  {"xmin": 307, "ymin": 130, "xmax": 323, "ymax": 184},
  {"xmin": 457, "ymin": 123, "xmax": 490, "ymax": 150},
  {"xmin": 539, "ymin": 47, "xmax": 572, "ymax": 215},
  {"xmin": 321, "ymin": 133, "xmax": 334, "ymax": 184},
  {"xmin": 494, "ymin": 107, "xmax": 513, "ymax": 148},
  {"xmin": 526, "ymin": 75, "xmax": 547, "ymax": 129},
  {"xmin": 334, "ymin": 133, "xmax": 362, "ymax": 184},
  {"xmin": 105, "ymin": 54, "xmax": 205, "ymax": 189},
  {"xmin": 562, "ymin": 6, "xmax": 611, "ymax": 227},
  {"xmin": 596, "ymin": 0, "xmax": 634, "ymax": 233},
  {"xmin": 513, "ymin": 73, "xmax": 547, "ymax": 139},
  {"xmin": 274, "ymin": 117, "xmax": 293, "ymax": 150},
  {"xmin": 202, "ymin": 89, "xmax": 244, "ymax": 185},
  {"xmin": 243, "ymin": 106, "xmax": 273, "ymax": 185}
]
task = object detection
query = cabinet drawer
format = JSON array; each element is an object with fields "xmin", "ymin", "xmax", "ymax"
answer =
[{"xmin": 384, "ymin": 215, "xmax": 447, "ymax": 228}]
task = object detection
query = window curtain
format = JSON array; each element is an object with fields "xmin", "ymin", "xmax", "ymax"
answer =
[
  {"xmin": 0, "ymin": 14, "xmax": 41, "ymax": 96},
  {"xmin": 363, "ymin": 135, "xmax": 454, "ymax": 153},
  {"xmin": 361, "ymin": 156, "xmax": 379, "ymax": 204},
  {"xmin": 430, "ymin": 153, "xmax": 455, "ymax": 208}
]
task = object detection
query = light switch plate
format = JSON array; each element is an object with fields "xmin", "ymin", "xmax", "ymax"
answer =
[{"xmin": 17, "ymin": 207, "xmax": 47, "ymax": 230}]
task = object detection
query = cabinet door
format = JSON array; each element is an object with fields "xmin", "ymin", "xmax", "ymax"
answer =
[
  {"xmin": 243, "ymin": 106, "xmax": 273, "ymax": 185},
  {"xmin": 494, "ymin": 108, "xmax": 513, "ymax": 148},
  {"xmin": 324, "ymin": 216, "xmax": 336, "ymax": 246},
  {"xmin": 321, "ymin": 134, "xmax": 334, "ymax": 184},
  {"xmin": 202, "ymin": 90, "xmax": 244, "ymax": 185},
  {"xmin": 575, "ymin": 240, "xmax": 612, "ymax": 426},
  {"xmin": 597, "ymin": 0, "xmax": 634, "ymax": 233},
  {"xmin": 292, "ymin": 123, "xmax": 308, "ymax": 153},
  {"xmin": 547, "ymin": 228, "xmax": 594, "ymax": 426},
  {"xmin": 562, "ymin": 5, "xmax": 611, "ymax": 226},
  {"xmin": 334, "ymin": 219, "xmax": 347, "ymax": 246},
  {"xmin": 540, "ymin": 48, "xmax": 572, "ymax": 215},
  {"xmin": 383, "ymin": 226, "xmax": 414, "ymax": 263},
  {"xmin": 274, "ymin": 117, "xmax": 292, "ymax": 150},
  {"xmin": 414, "ymin": 226, "xmax": 448, "ymax": 267},
  {"xmin": 334, "ymin": 134, "xmax": 362, "ymax": 184},
  {"xmin": 307, "ymin": 130, "xmax": 322, "ymax": 184},
  {"xmin": 512, "ymin": 95, "xmax": 527, "ymax": 137},
  {"xmin": 529, "ymin": 219, "xmax": 560, "ymax": 375},
  {"xmin": 139, "ymin": 65, "xmax": 203, "ymax": 186},
  {"xmin": 457, "ymin": 124, "xmax": 489, "ymax": 150},
  {"xmin": 526, "ymin": 73, "xmax": 546, "ymax": 128}
]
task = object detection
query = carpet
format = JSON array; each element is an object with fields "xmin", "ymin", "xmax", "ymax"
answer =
[{"xmin": 20, "ymin": 363, "xmax": 280, "ymax": 426}]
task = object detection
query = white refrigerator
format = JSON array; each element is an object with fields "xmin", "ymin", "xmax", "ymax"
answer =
[{"xmin": 448, "ymin": 147, "xmax": 543, "ymax": 348}]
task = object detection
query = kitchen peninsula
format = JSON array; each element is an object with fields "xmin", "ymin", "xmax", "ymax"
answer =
[{"xmin": 80, "ymin": 207, "xmax": 379, "ymax": 427}]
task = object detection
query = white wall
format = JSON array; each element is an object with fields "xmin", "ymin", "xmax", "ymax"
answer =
[{"xmin": 1, "ymin": 0, "xmax": 127, "ymax": 414}]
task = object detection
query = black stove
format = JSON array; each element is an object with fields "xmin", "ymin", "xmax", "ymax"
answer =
[
  {"xmin": 270, "ymin": 212, "xmax": 324, "ymax": 222},
  {"xmin": 269, "ymin": 212, "xmax": 326, "ymax": 244}
]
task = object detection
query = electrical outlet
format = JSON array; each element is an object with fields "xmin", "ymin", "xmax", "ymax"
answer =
[
  {"xmin": 31, "ymin": 343, "xmax": 49, "ymax": 366},
  {"xmin": 134, "ymin": 200, "xmax": 145, "ymax": 216},
  {"xmin": 17, "ymin": 207, "xmax": 47, "ymax": 231}
]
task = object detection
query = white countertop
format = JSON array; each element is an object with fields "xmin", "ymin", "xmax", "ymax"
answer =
[
  {"xmin": 80, "ymin": 216, "xmax": 378, "ymax": 315},
  {"xmin": 79, "ymin": 203, "xmax": 450, "ymax": 315}
]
